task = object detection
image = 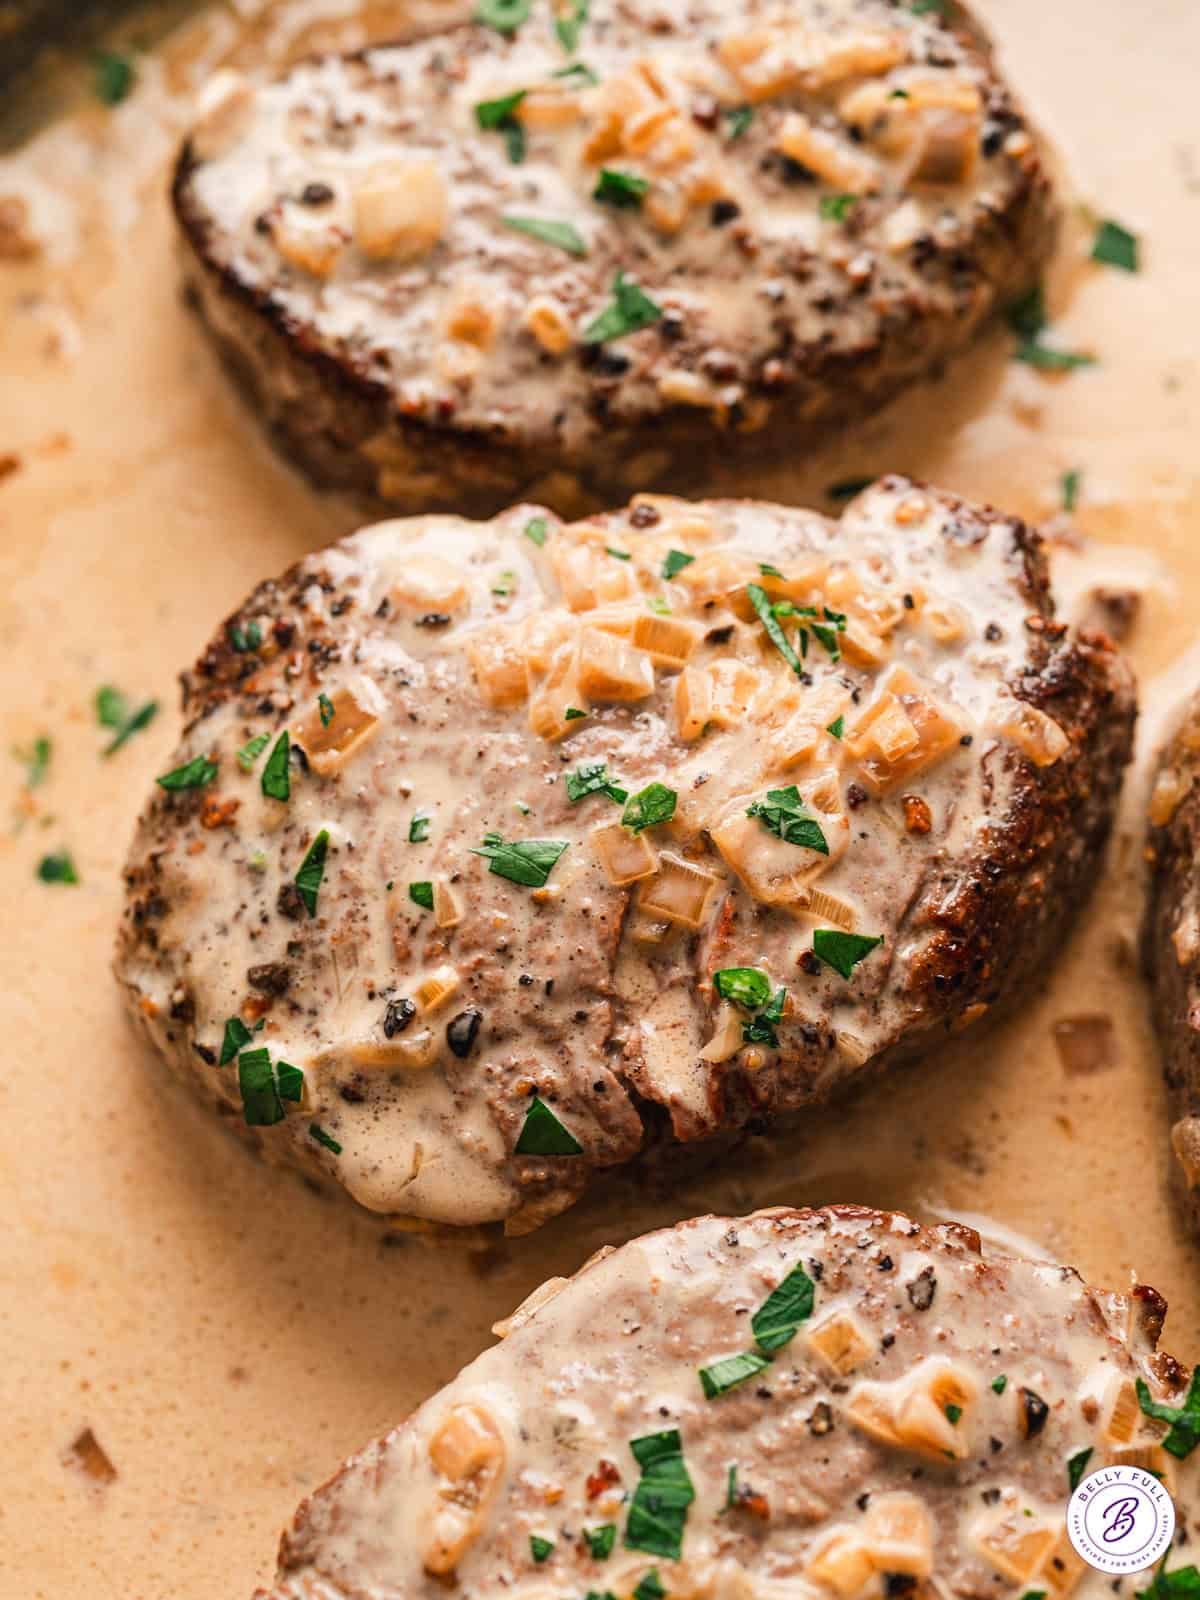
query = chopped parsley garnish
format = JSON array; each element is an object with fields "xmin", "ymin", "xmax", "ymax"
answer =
[
  {"xmin": 698, "ymin": 1350, "xmax": 771, "ymax": 1399},
  {"xmin": 555, "ymin": 0, "xmax": 589, "ymax": 51},
  {"xmin": 1061, "ymin": 468, "xmax": 1081, "ymax": 513},
  {"xmin": 475, "ymin": 90, "xmax": 528, "ymax": 163},
  {"xmin": 566, "ymin": 760, "xmax": 628, "ymax": 804},
  {"xmin": 1067, "ymin": 1446, "xmax": 1093, "ymax": 1491},
  {"xmin": 409, "ymin": 881, "xmax": 434, "ymax": 910},
  {"xmin": 827, "ymin": 715, "xmax": 845, "ymax": 739},
  {"xmin": 472, "ymin": 832, "xmax": 568, "ymax": 887},
  {"xmin": 237, "ymin": 733, "xmax": 270, "ymax": 771},
  {"xmin": 819, "ymin": 193, "xmax": 856, "ymax": 221},
  {"xmin": 97, "ymin": 686, "xmax": 160, "ymax": 756},
  {"xmin": 564, "ymin": 706, "xmax": 588, "ymax": 721},
  {"xmin": 584, "ymin": 1524, "xmax": 616, "ymax": 1559},
  {"xmin": 992, "ymin": 1375, "xmax": 1008, "ymax": 1394},
  {"xmin": 228, "ymin": 619, "xmax": 262, "ymax": 653},
  {"xmin": 156, "ymin": 753, "xmax": 218, "ymax": 791},
  {"xmin": 622, "ymin": 782, "xmax": 676, "ymax": 834},
  {"xmin": 747, "ymin": 582, "xmax": 804, "ymax": 677},
  {"xmin": 238, "ymin": 1049, "xmax": 302, "ymax": 1127},
  {"xmin": 309, "ymin": 1123, "xmax": 342, "ymax": 1155},
  {"xmin": 1137, "ymin": 1371, "xmax": 1200, "ymax": 1457},
  {"xmin": 826, "ymin": 476, "xmax": 875, "ymax": 502},
  {"xmin": 409, "ymin": 811, "xmax": 431, "ymax": 843},
  {"xmin": 751, "ymin": 1262, "xmax": 816, "ymax": 1353},
  {"xmin": 94, "ymin": 50, "xmax": 136, "ymax": 105},
  {"xmin": 810, "ymin": 608, "xmax": 846, "ymax": 660},
  {"xmin": 1092, "ymin": 218, "xmax": 1139, "ymax": 273},
  {"xmin": 724, "ymin": 1465, "xmax": 738, "ymax": 1511},
  {"xmin": 553, "ymin": 61, "xmax": 600, "ymax": 87},
  {"xmin": 713, "ymin": 968, "xmax": 786, "ymax": 1047},
  {"xmin": 294, "ymin": 828, "xmax": 330, "ymax": 916},
  {"xmin": 812, "ymin": 928, "xmax": 884, "ymax": 979},
  {"xmin": 525, "ymin": 516, "xmax": 549, "ymax": 547},
  {"xmin": 262, "ymin": 731, "xmax": 291, "ymax": 801},
  {"xmin": 530, "ymin": 1534, "xmax": 554, "ymax": 1563},
  {"xmin": 625, "ymin": 1429, "xmax": 694, "ymax": 1561},
  {"xmin": 14, "ymin": 735, "xmax": 51, "ymax": 788},
  {"xmin": 747, "ymin": 786, "xmax": 829, "ymax": 854},
  {"xmin": 945, "ymin": 1403, "xmax": 963, "ymax": 1424},
  {"xmin": 1006, "ymin": 285, "xmax": 1094, "ymax": 371},
  {"xmin": 218, "ymin": 1015, "xmax": 259, "ymax": 1066},
  {"xmin": 1138, "ymin": 1563, "xmax": 1200, "ymax": 1600},
  {"xmin": 582, "ymin": 272, "xmax": 663, "ymax": 344},
  {"xmin": 318, "ymin": 693, "xmax": 335, "ymax": 728},
  {"xmin": 503, "ymin": 214, "xmax": 587, "ymax": 256},
  {"xmin": 515, "ymin": 1095, "xmax": 582, "ymax": 1155},
  {"xmin": 634, "ymin": 1573, "xmax": 666, "ymax": 1600},
  {"xmin": 909, "ymin": 0, "xmax": 953, "ymax": 14},
  {"xmin": 724, "ymin": 105, "xmax": 754, "ymax": 141},
  {"xmin": 37, "ymin": 850, "xmax": 79, "ymax": 885},
  {"xmin": 606, "ymin": 546, "xmax": 632, "ymax": 560},
  {"xmin": 476, "ymin": 0, "xmax": 530, "ymax": 33},
  {"xmin": 650, "ymin": 596, "xmax": 671, "ymax": 615},
  {"xmin": 662, "ymin": 549, "xmax": 695, "ymax": 580},
  {"xmin": 714, "ymin": 967, "xmax": 772, "ymax": 1009},
  {"xmin": 594, "ymin": 168, "xmax": 649, "ymax": 208},
  {"xmin": 759, "ymin": 562, "xmax": 783, "ymax": 578},
  {"xmin": 492, "ymin": 570, "xmax": 517, "ymax": 596}
]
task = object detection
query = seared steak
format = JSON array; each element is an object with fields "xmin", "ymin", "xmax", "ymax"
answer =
[
  {"xmin": 115, "ymin": 481, "xmax": 1134, "ymax": 1232},
  {"xmin": 254, "ymin": 1205, "xmax": 1195, "ymax": 1599},
  {"xmin": 172, "ymin": 0, "xmax": 1055, "ymax": 515}
]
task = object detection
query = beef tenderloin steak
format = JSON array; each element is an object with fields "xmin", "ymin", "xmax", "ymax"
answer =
[
  {"xmin": 253, "ymin": 1205, "xmax": 1196, "ymax": 1599},
  {"xmin": 115, "ymin": 479, "xmax": 1133, "ymax": 1232},
  {"xmin": 172, "ymin": 0, "xmax": 1055, "ymax": 515}
]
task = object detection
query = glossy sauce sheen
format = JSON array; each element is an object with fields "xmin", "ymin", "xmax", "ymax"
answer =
[{"xmin": 0, "ymin": 2, "xmax": 1199, "ymax": 1597}]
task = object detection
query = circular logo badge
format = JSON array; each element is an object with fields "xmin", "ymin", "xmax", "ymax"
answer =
[{"xmin": 1067, "ymin": 1467, "xmax": 1176, "ymax": 1575}]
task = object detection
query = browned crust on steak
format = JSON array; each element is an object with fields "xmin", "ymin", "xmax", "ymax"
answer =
[{"xmin": 1144, "ymin": 694, "xmax": 1200, "ymax": 1231}]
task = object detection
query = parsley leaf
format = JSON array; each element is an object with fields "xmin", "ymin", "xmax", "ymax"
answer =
[
  {"xmin": 515, "ymin": 1096, "xmax": 582, "ymax": 1155},
  {"xmin": 475, "ymin": 90, "xmax": 528, "ymax": 163},
  {"xmin": 625, "ymin": 1430, "xmax": 694, "ymax": 1560},
  {"xmin": 238, "ymin": 1047, "xmax": 283, "ymax": 1126},
  {"xmin": 294, "ymin": 828, "xmax": 330, "ymax": 916},
  {"xmin": 94, "ymin": 50, "xmax": 136, "ymax": 105},
  {"xmin": 309, "ymin": 1123, "xmax": 342, "ymax": 1155},
  {"xmin": 1092, "ymin": 218, "xmax": 1139, "ymax": 273},
  {"xmin": 812, "ymin": 928, "xmax": 883, "ymax": 979},
  {"xmin": 1061, "ymin": 468, "xmax": 1081, "ymax": 513},
  {"xmin": 585, "ymin": 1524, "xmax": 616, "ymax": 1560},
  {"xmin": 1137, "ymin": 1372, "xmax": 1200, "ymax": 1458},
  {"xmin": 237, "ymin": 732, "xmax": 270, "ymax": 772},
  {"xmin": 218, "ymin": 1015, "xmax": 256, "ymax": 1066},
  {"xmin": 37, "ymin": 850, "xmax": 79, "ymax": 885},
  {"xmin": 472, "ymin": 832, "xmax": 568, "ymax": 887},
  {"xmin": 992, "ymin": 1375, "xmax": 1008, "ymax": 1393},
  {"xmin": 566, "ymin": 761, "xmax": 627, "ymax": 804},
  {"xmin": 318, "ymin": 693, "xmax": 335, "ymax": 728},
  {"xmin": 662, "ymin": 549, "xmax": 695, "ymax": 579},
  {"xmin": 747, "ymin": 582, "xmax": 807, "ymax": 676},
  {"xmin": 594, "ymin": 168, "xmax": 649, "ymax": 208},
  {"xmin": 409, "ymin": 811, "xmax": 431, "ymax": 843},
  {"xmin": 409, "ymin": 881, "xmax": 434, "ymax": 910},
  {"xmin": 819, "ymin": 193, "xmax": 856, "ymax": 221},
  {"xmin": 503, "ymin": 214, "xmax": 587, "ymax": 255},
  {"xmin": 747, "ymin": 786, "xmax": 829, "ymax": 854},
  {"xmin": 1138, "ymin": 1564, "xmax": 1200, "ymax": 1600},
  {"xmin": 14, "ymin": 735, "xmax": 51, "ymax": 789},
  {"xmin": 582, "ymin": 272, "xmax": 663, "ymax": 344},
  {"xmin": 97, "ymin": 686, "xmax": 159, "ymax": 756},
  {"xmin": 622, "ymin": 782, "xmax": 676, "ymax": 834},
  {"xmin": 1067, "ymin": 1446, "xmax": 1093, "ymax": 1491},
  {"xmin": 752, "ymin": 1262, "xmax": 816, "ymax": 1353},
  {"xmin": 741, "ymin": 985, "xmax": 786, "ymax": 1048},
  {"xmin": 476, "ymin": 0, "xmax": 530, "ymax": 32},
  {"xmin": 1006, "ymin": 284, "xmax": 1094, "ymax": 370},
  {"xmin": 156, "ymin": 754, "xmax": 217, "ymax": 791},
  {"xmin": 827, "ymin": 715, "xmax": 845, "ymax": 739},
  {"xmin": 713, "ymin": 968, "xmax": 772, "ymax": 1010},
  {"xmin": 530, "ymin": 1534, "xmax": 554, "ymax": 1563},
  {"xmin": 724, "ymin": 105, "xmax": 753, "ymax": 140},
  {"xmin": 261, "ymin": 731, "xmax": 291, "ymax": 801},
  {"xmin": 555, "ymin": 0, "xmax": 589, "ymax": 51},
  {"xmin": 698, "ymin": 1350, "xmax": 771, "ymax": 1399},
  {"xmin": 635, "ymin": 1574, "xmax": 666, "ymax": 1600},
  {"xmin": 525, "ymin": 516, "xmax": 549, "ymax": 547}
]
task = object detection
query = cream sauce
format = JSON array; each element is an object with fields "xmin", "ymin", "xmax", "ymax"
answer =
[{"xmin": 1, "ymin": 1, "xmax": 1199, "ymax": 1596}]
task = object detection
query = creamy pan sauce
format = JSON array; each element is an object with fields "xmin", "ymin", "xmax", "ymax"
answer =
[{"xmin": 1, "ymin": 2, "xmax": 1199, "ymax": 1597}]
